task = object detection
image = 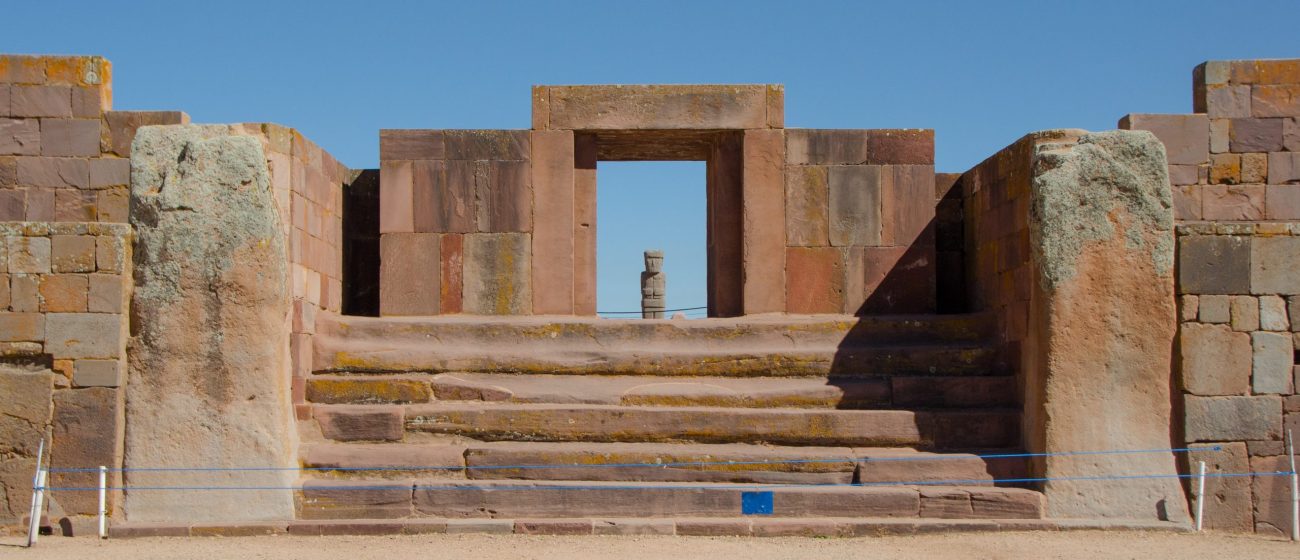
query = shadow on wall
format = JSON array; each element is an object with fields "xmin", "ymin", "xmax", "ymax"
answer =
[{"xmin": 342, "ymin": 169, "xmax": 381, "ymax": 316}]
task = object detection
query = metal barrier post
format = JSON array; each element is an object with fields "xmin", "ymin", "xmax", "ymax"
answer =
[
  {"xmin": 25, "ymin": 438, "xmax": 45, "ymax": 548},
  {"xmin": 1195, "ymin": 460, "xmax": 1206, "ymax": 532},
  {"xmin": 98, "ymin": 466, "xmax": 108, "ymax": 539}
]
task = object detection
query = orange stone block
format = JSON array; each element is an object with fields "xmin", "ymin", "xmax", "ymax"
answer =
[
  {"xmin": 785, "ymin": 247, "xmax": 843, "ymax": 314},
  {"xmin": 39, "ymin": 274, "xmax": 88, "ymax": 313}
]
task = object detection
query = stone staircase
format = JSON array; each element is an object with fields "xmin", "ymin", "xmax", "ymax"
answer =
[{"xmin": 297, "ymin": 313, "xmax": 1044, "ymax": 526}]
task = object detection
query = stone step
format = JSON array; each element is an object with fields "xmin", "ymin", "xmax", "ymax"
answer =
[
  {"xmin": 301, "ymin": 441, "xmax": 1029, "ymax": 485},
  {"xmin": 312, "ymin": 313, "xmax": 1003, "ymax": 377},
  {"xmin": 305, "ymin": 373, "xmax": 1018, "ymax": 409},
  {"xmin": 296, "ymin": 479, "xmax": 1044, "ymax": 520},
  {"xmin": 311, "ymin": 403, "xmax": 1020, "ymax": 449}
]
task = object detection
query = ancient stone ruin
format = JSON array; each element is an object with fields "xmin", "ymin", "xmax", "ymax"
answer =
[{"xmin": 1, "ymin": 53, "xmax": 1298, "ymax": 537}]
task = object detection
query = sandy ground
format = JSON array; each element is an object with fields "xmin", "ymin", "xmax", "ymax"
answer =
[{"xmin": 1, "ymin": 531, "xmax": 1294, "ymax": 560}]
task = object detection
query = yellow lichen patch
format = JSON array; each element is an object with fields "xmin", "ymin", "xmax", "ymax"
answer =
[{"xmin": 306, "ymin": 378, "xmax": 432, "ymax": 404}]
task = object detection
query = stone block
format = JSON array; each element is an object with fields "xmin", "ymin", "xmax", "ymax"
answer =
[
  {"xmin": 1269, "ymin": 151, "xmax": 1300, "ymax": 184},
  {"xmin": 50, "ymin": 387, "xmax": 120, "ymax": 515},
  {"xmin": 95, "ymin": 188, "xmax": 128, "ymax": 222},
  {"xmin": 45, "ymin": 312, "xmax": 121, "ymax": 359},
  {"xmin": 379, "ymin": 160, "xmax": 413, "ymax": 234},
  {"xmin": 88, "ymin": 158, "xmax": 129, "ymax": 188},
  {"xmin": 1119, "ymin": 114, "xmax": 1208, "ymax": 165},
  {"xmin": 1203, "ymin": 185, "xmax": 1264, "ymax": 220},
  {"xmin": 784, "ymin": 165, "xmax": 828, "ymax": 246},
  {"xmin": 413, "ymin": 159, "xmax": 474, "ymax": 233},
  {"xmin": 1168, "ymin": 165, "xmax": 1200, "ymax": 186},
  {"xmin": 742, "ymin": 129, "xmax": 787, "ymax": 314},
  {"xmin": 443, "ymin": 130, "xmax": 529, "ymax": 161},
  {"xmin": 462, "ymin": 233, "xmax": 531, "ymax": 315},
  {"xmin": 785, "ymin": 247, "xmax": 843, "ymax": 314},
  {"xmin": 299, "ymin": 480, "xmax": 412, "ymax": 520},
  {"xmin": 9, "ymin": 274, "xmax": 39, "ymax": 312},
  {"xmin": 87, "ymin": 273, "xmax": 123, "ymax": 313},
  {"xmin": 16, "ymin": 156, "xmax": 88, "ymax": 188},
  {"xmin": 1290, "ymin": 296, "xmax": 1300, "ymax": 332},
  {"xmin": 379, "ymin": 129, "xmax": 443, "ymax": 160},
  {"xmin": 539, "ymin": 85, "xmax": 769, "ymax": 130},
  {"xmin": 530, "ymin": 130, "xmax": 574, "ymax": 314},
  {"xmin": 1250, "ymin": 455, "xmax": 1299, "ymax": 536},
  {"xmin": 1179, "ymin": 323, "xmax": 1251, "ymax": 396},
  {"xmin": 1240, "ymin": 152, "xmax": 1267, "ymax": 183},
  {"xmin": 1209, "ymin": 153, "xmax": 1240, "ymax": 184},
  {"xmin": 0, "ymin": 312, "xmax": 43, "ymax": 342},
  {"xmin": 1206, "ymin": 85, "xmax": 1251, "ymax": 118},
  {"xmin": 40, "ymin": 119, "xmax": 100, "ymax": 157},
  {"xmin": 1259, "ymin": 295, "xmax": 1290, "ymax": 331},
  {"xmin": 860, "ymin": 244, "xmax": 936, "ymax": 314},
  {"xmin": 1184, "ymin": 395, "xmax": 1282, "ymax": 442},
  {"xmin": 1210, "ymin": 119, "xmax": 1230, "ymax": 153},
  {"xmin": 444, "ymin": 519, "xmax": 513, "ymax": 534},
  {"xmin": 7, "ymin": 235, "xmax": 50, "ymax": 273},
  {"xmin": 39, "ymin": 274, "xmax": 88, "ymax": 312},
  {"xmin": 10, "ymin": 85, "xmax": 71, "ymax": 117},
  {"xmin": 514, "ymin": 520, "xmax": 593, "ymax": 535},
  {"xmin": 1285, "ymin": 117, "xmax": 1300, "ymax": 151},
  {"xmin": 1267, "ymin": 185, "xmax": 1300, "ymax": 220},
  {"xmin": 54, "ymin": 188, "xmax": 96, "ymax": 221},
  {"xmin": 882, "ymin": 165, "xmax": 935, "ymax": 246},
  {"xmin": 1251, "ymin": 84, "xmax": 1300, "ymax": 118},
  {"xmin": 593, "ymin": 519, "xmax": 675, "ymax": 536},
  {"xmin": 379, "ymin": 233, "xmax": 439, "ymax": 316},
  {"xmin": 95, "ymin": 234, "xmax": 125, "ymax": 273},
  {"xmin": 1186, "ymin": 444, "xmax": 1253, "ymax": 532},
  {"xmin": 306, "ymin": 378, "xmax": 431, "ymax": 405},
  {"xmin": 1251, "ymin": 236, "xmax": 1300, "ymax": 295},
  {"xmin": 1251, "ymin": 332, "xmax": 1294, "ymax": 394},
  {"xmin": 73, "ymin": 359, "xmax": 122, "ymax": 387},
  {"xmin": 70, "ymin": 86, "xmax": 103, "ymax": 118},
  {"xmin": 785, "ymin": 129, "xmax": 933, "ymax": 165},
  {"xmin": 1229, "ymin": 118, "xmax": 1284, "ymax": 152},
  {"xmin": 51, "ymin": 234, "xmax": 95, "ymax": 273},
  {"xmin": 1230, "ymin": 295, "xmax": 1259, "ymax": 331},
  {"xmin": 314, "ymin": 407, "xmax": 404, "ymax": 442},
  {"xmin": 825, "ymin": 165, "xmax": 881, "ymax": 246},
  {"xmin": 0, "ymin": 118, "xmax": 39, "ymax": 155},
  {"xmin": 1198, "ymin": 294, "xmax": 1230, "ymax": 323},
  {"xmin": 25, "ymin": 189, "xmax": 53, "ymax": 220},
  {"xmin": 100, "ymin": 110, "xmax": 189, "ymax": 157},
  {"xmin": 439, "ymin": 233, "xmax": 463, "ymax": 314},
  {"xmin": 479, "ymin": 160, "xmax": 531, "ymax": 232},
  {"xmin": 1177, "ymin": 235, "xmax": 1250, "ymax": 294}
]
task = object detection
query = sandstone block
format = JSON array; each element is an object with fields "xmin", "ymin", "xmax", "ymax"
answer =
[
  {"xmin": 1198, "ymin": 294, "xmax": 1230, "ymax": 323},
  {"xmin": 0, "ymin": 118, "xmax": 39, "ymax": 155},
  {"xmin": 443, "ymin": 130, "xmax": 529, "ymax": 161},
  {"xmin": 40, "ymin": 118, "xmax": 100, "ymax": 157},
  {"xmin": 379, "ymin": 233, "xmax": 439, "ymax": 316},
  {"xmin": 1240, "ymin": 152, "xmax": 1267, "ymax": 183},
  {"xmin": 88, "ymin": 158, "xmax": 129, "ymax": 188},
  {"xmin": 127, "ymin": 125, "xmax": 295, "ymax": 522},
  {"xmin": 87, "ymin": 273, "xmax": 123, "ymax": 313},
  {"xmin": 70, "ymin": 86, "xmax": 103, "ymax": 118},
  {"xmin": 0, "ymin": 367, "xmax": 53, "ymax": 516},
  {"xmin": 593, "ymin": 519, "xmax": 675, "ymax": 536},
  {"xmin": 299, "ymin": 480, "xmax": 413, "ymax": 520},
  {"xmin": 72, "ymin": 359, "xmax": 122, "ymax": 387},
  {"xmin": 51, "ymin": 234, "xmax": 95, "ymax": 273},
  {"xmin": 479, "ymin": 160, "xmax": 532, "ymax": 232},
  {"xmin": 1229, "ymin": 118, "xmax": 1284, "ymax": 152},
  {"xmin": 17, "ymin": 156, "xmax": 88, "ymax": 188},
  {"xmin": 50, "ymin": 387, "xmax": 119, "ymax": 515},
  {"xmin": 1290, "ymin": 296, "xmax": 1300, "ymax": 332},
  {"xmin": 1251, "ymin": 236, "xmax": 1300, "ymax": 294},
  {"xmin": 0, "ymin": 312, "xmax": 43, "ymax": 341},
  {"xmin": 1210, "ymin": 119, "xmax": 1230, "ymax": 153},
  {"xmin": 1250, "ymin": 455, "xmax": 1299, "ymax": 535},
  {"xmin": 1259, "ymin": 295, "xmax": 1290, "ymax": 331},
  {"xmin": 539, "ymin": 85, "xmax": 769, "ymax": 130},
  {"xmin": 379, "ymin": 129, "xmax": 444, "ymax": 160},
  {"xmin": 1206, "ymin": 85, "xmax": 1251, "ymax": 118},
  {"xmin": 530, "ymin": 130, "xmax": 574, "ymax": 314},
  {"xmin": 0, "ymin": 84, "xmax": 8, "ymax": 116},
  {"xmin": 95, "ymin": 234, "xmax": 125, "ymax": 273},
  {"xmin": 1203, "ymin": 185, "xmax": 1264, "ymax": 220},
  {"xmin": 11, "ymin": 85, "xmax": 71, "ymax": 117},
  {"xmin": 315, "ymin": 407, "xmax": 404, "ymax": 442},
  {"xmin": 54, "ymin": 188, "xmax": 96, "ymax": 221},
  {"xmin": 882, "ymin": 165, "xmax": 935, "ymax": 246},
  {"xmin": 462, "ymin": 233, "xmax": 531, "ymax": 315},
  {"xmin": 1179, "ymin": 323, "xmax": 1251, "ymax": 395},
  {"xmin": 97, "ymin": 188, "xmax": 129, "ymax": 222},
  {"xmin": 1251, "ymin": 84, "xmax": 1300, "ymax": 118},
  {"xmin": 9, "ymin": 274, "xmax": 39, "ymax": 312},
  {"xmin": 514, "ymin": 520, "xmax": 593, "ymax": 535},
  {"xmin": 860, "ymin": 244, "xmax": 936, "ymax": 314},
  {"xmin": 741, "ymin": 129, "xmax": 788, "ymax": 315},
  {"xmin": 100, "ymin": 111, "xmax": 189, "ymax": 157},
  {"xmin": 1186, "ymin": 444, "xmax": 1253, "ymax": 532},
  {"xmin": 1230, "ymin": 295, "xmax": 1259, "ymax": 331},
  {"xmin": 1269, "ymin": 150, "xmax": 1300, "ymax": 184},
  {"xmin": 45, "ymin": 312, "xmax": 120, "ymax": 358},
  {"xmin": 306, "ymin": 378, "xmax": 432, "ymax": 405},
  {"xmin": 1177, "ymin": 235, "xmax": 1249, "ymax": 294},
  {"xmin": 1118, "ymin": 114, "xmax": 1208, "ymax": 165},
  {"xmin": 24, "ymin": 189, "xmax": 53, "ymax": 220},
  {"xmin": 1285, "ymin": 117, "xmax": 1300, "ymax": 151},
  {"xmin": 1184, "ymin": 395, "xmax": 1282, "ymax": 442},
  {"xmin": 784, "ymin": 165, "xmax": 829, "ymax": 246},
  {"xmin": 379, "ymin": 160, "xmax": 413, "ymax": 234},
  {"xmin": 1168, "ymin": 165, "xmax": 1199, "ymax": 186},
  {"xmin": 39, "ymin": 274, "xmax": 88, "ymax": 312},
  {"xmin": 1267, "ymin": 185, "xmax": 1300, "ymax": 220},
  {"xmin": 785, "ymin": 247, "xmax": 842, "ymax": 314},
  {"xmin": 827, "ymin": 165, "xmax": 881, "ymax": 246},
  {"xmin": 6, "ymin": 235, "xmax": 49, "ymax": 273},
  {"xmin": 1209, "ymin": 153, "xmax": 1240, "ymax": 184},
  {"xmin": 444, "ymin": 519, "xmax": 513, "ymax": 534},
  {"xmin": 1251, "ymin": 332, "xmax": 1294, "ymax": 394}
]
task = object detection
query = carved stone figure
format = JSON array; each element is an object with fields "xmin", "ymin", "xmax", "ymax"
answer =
[{"xmin": 641, "ymin": 250, "xmax": 665, "ymax": 319}]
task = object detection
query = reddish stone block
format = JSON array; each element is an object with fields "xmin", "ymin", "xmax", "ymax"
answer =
[
  {"xmin": 676, "ymin": 519, "xmax": 753, "ymax": 536},
  {"xmin": 1285, "ymin": 117, "xmax": 1300, "ymax": 151},
  {"xmin": 379, "ymin": 233, "xmax": 440, "ymax": 316},
  {"xmin": 1250, "ymin": 455, "xmax": 1298, "ymax": 535},
  {"xmin": 444, "ymin": 130, "xmax": 530, "ymax": 161},
  {"xmin": 786, "ymin": 129, "xmax": 933, "ymax": 166},
  {"xmin": 45, "ymin": 312, "xmax": 121, "ymax": 359},
  {"xmin": 385, "ymin": 168, "xmax": 428, "ymax": 242},
  {"xmin": 89, "ymin": 158, "xmax": 129, "ymax": 188},
  {"xmin": 882, "ymin": 165, "xmax": 936, "ymax": 246},
  {"xmin": 1270, "ymin": 151, "xmax": 1300, "ymax": 184},
  {"xmin": 480, "ymin": 160, "xmax": 531, "ymax": 232},
  {"xmin": 0, "ymin": 56, "xmax": 47, "ymax": 84},
  {"xmin": 0, "ymin": 312, "xmax": 44, "ymax": 341},
  {"xmin": 17, "ymin": 156, "xmax": 88, "ymax": 188},
  {"xmin": 1267, "ymin": 185, "xmax": 1300, "ymax": 220},
  {"xmin": 379, "ymin": 129, "xmax": 443, "ymax": 160},
  {"xmin": 25, "ymin": 189, "xmax": 52, "ymax": 220},
  {"xmin": 514, "ymin": 520, "xmax": 593, "ymax": 535},
  {"xmin": 96, "ymin": 188, "xmax": 128, "ymax": 223},
  {"xmin": 785, "ymin": 247, "xmax": 843, "ymax": 314},
  {"xmin": 1167, "ymin": 164, "xmax": 1200, "ymax": 186},
  {"xmin": 1241, "ymin": 153, "xmax": 1268, "ymax": 183},
  {"xmin": 1118, "ymin": 114, "xmax": 1209, "ymax": 165},
  {"xmin": 1229, "ymin": 118, "xmax": 1284, "ymax": 152},
  {"xmin": 1202, "ymin": 185, "xmax": 1265, "ymax": 220},
  {"xmin": 87, "ymin": 273, "xmax": 123, "ymax": 313},
  {"xmin": 573, "ymin": 134, "xmax": 597, "ymax": 316},
  {"xmin": 861, "ymin": 244, "xmax": 936, "ymax": 314},
  {"xmin": 440, "ymin": 233, "xmax": 463, "ymax": 314},
  {"xmin": 11, "ymin": 85, "xmax": 71, "ymax": 117},
  {"xmin": 100, "ymin": 110, "xmax": 190, "ymax": 157},
  {"xmin": 54, "ymin": 188, "xmax": 96, "ymax": 221},
  {"xmin": 785, "ymin": 165, "xmax": 829, "ymax": 247},
  {"xmin": 1171, "ymin": 184, "xmax": 1202, "ymax": 220},
  {"xmin": 313, "ymin": 407, "xmax": 404, "ymax": 442},
  {"xmin": 531, "ymin": 130, "xmax": 575, "ymax": 314},
  {"xmin": 50, "ymin": 387, "xmax": 121, "ymax": 515},
  {"xmin": 767, "ymin": 84, "xmax": 785, "ymax": 128},
  {"xmin": 69, "ymin": 86, "xmax": 103, "ymax": 118},
  {"xmin": 39, "ymin": 274, "xmax": 87, "ymax": 312},
  {"xmin": 1228, "ymin": 60, "xmax": 1300, "ymax": 85},
  {"xmin": 1206, "ymin": 85, "xmax": 1251, "ymax": 118},
  {"xmin": 412, "ymin": 159, "xmax": 474, "ymax": 233},
  {"xmin": 0, "ymin": 84, "xmax": 9, "ymax": 116},
  {"xmin": 0, "ymin": 155, "xmax": 15, "ymax": 185},
  {"xmin": 828, "ymin": 165, "xmax": 881, "ymax": 247},
  {"xmin": 0, "ymin": 189, "xmax": 21, "ymax": 220},
  {"xmin": 299, "ymin": 480, "xmax": 413, "ymax": 519},
  {"xmin": 743, "ymin": 129, "xmax": 786, "ymax": 314},
  {"xmin": 0, "ymin": 118, "xmax": 39, "ymax": 155},
  {"xmin": 541, "ymin": 85, "xmax": 767, "ymax": 130},
  {"xmin": 1252, "ymin": 84, "xmax": 1300, "ymax": 118},
  {"xmin": 462, "ymin": 233, "xmax": 531, "ymax": 315},
  {"xmin": 51, "ymin": 234, "xmax": 96, "ymax": 273}
]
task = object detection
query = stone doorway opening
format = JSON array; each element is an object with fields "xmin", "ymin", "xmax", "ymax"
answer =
[{"xmin": 594, "ymin": 161, "xmax": 707, "ymax": 319}]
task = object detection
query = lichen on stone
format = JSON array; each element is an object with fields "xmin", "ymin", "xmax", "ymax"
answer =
[{"xmin": 1029, "ymin": 130, "xmax": 1175, "ymax": 290}]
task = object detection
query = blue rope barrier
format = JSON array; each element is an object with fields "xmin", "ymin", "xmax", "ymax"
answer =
[
  {"xmin": 38, "ymin": 469, "xmax": 1298, "ymax": 493},
  {"xmin": 45, "ymin": 446, "xmax": 1222, "ymax": 474}
]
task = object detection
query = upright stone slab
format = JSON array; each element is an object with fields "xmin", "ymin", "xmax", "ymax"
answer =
[
  {"xmin": 1025, "ymin": 130, "xmax": 1188, "ymax": 521},
  {"xmin": 125, "ymin": 125, "xmax": 295, "ymax": 522}
]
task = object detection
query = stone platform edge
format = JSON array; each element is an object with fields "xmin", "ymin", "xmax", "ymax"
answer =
[{"xmin": 103, "ymin": 517, "xmax": 1190, "ymax": 538}]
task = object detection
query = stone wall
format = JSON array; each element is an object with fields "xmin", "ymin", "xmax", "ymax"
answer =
[
  {"xmin": 0, "ymin": 55, "xmax": 188, "ymax": 222},
  {"xmin": 0, "ymin": 221, "xmax": 131, "ymax": 531}
]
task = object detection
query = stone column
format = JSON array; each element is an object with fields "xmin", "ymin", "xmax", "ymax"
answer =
[{"xmin": 641, "ymin": 250, "xmax": 665, "ymax": 319}]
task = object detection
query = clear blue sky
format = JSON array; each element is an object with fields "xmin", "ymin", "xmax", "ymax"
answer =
[{"xmin": 10, "ymin": 1, "xmax": 1296, "ymax": 315}]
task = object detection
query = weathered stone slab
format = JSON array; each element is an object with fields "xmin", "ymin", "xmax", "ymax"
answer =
[
  {"xmin": 742, "ymin": 129, "xmax": 786, "ymax": 314},
  {"xmin": 1118, "ymin": 114, "xmax": 1209, "ymax": 165},
  {"xmin": 315, "ymin": 406, "xmax": 404, "ymax": 442},
  {"xmin": 827, "ymin": 165, "xmax": 881, "ymax": 246},
  {"xmin": 307, "ymin": 377, "xmax": 432, "ymax": 405},
  {"xmin": 1184, "ymin": 395, "xmax": 1282, "ymax": 442},
  {"xmin": 379, "ymin": 233, "xmax": 439, "ymax": 316},
  {"xmin": 1251, "ymin": 236, "xmax": 1300, "ymax": 295},
  {"xmin": 299, "ymin": 479, "xmax": 413, "ymax": 520},
  {"xmin": 1187, "ymin": 444, "xmax": 1253, "ymax": 532},
  {"xmin": 50, "ymin": 387, "xmax": 119, "ymax": 515},
  {"xmin": 1259, "ymin": 295, "xmax": 1290, "ymax": 331},
  {"xmin": 1251, "ymin": 332, "xmax": 1294, "ymax": 394},
  {"xmin": 0, "ymin": 367, "xmax": 51, "ymax": 524},
  {"xmin": 1179, "ymin": 323, "xmax": 1251, "ymax": 396},
  {"xmin": 126, "ymin": 125, "xmax": 295, "ymax": 522},
  {"xmin": 785, "ymin": 247, "xmax": 843, "ymax": 314},
  {"xmin": 1230, "ymin": 295, "xmax": 1259, "ymax": 332},
  {"xmin": 1249, "ymin": 455, "xmax": 1299, "ymax": 535},
  {"xmin": 529, "ymin": 130, "xmax": 574, "ymax": 314},
  {"xmin": 462, "ymin": 233, "xmax": 531, "ymax": 315},
  {"xmin": 784, "ymin": 165, "xmax": 828, "ymax": 247},
  {"xmin": 1177, "ymin": 235, "xmax": 1250, "ymax": 294},
  {"xmin": 44, "ymin": 312, "xmax": 120, "ymax": 359},
  {"xmin": 538, "ymin": 85, "xmax": 770, "ymax": 130}
]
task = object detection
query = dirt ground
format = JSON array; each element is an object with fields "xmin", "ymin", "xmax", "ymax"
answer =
[{"xmin": 1, "ymin": 531, "xmax": 1294, "ymax": 560}]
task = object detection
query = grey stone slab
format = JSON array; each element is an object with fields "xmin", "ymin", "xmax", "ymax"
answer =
[
  {"xmin": 1251, "ymin": 236, "xmax": 1300, "ymax": 295},
  {"xmin": 1184, "ymin": 395, "xmax": 1282, "ymax": 442},
  {"xmin": 1178, "ymin": 235, "xmax": 1250, "ymax": 294},
  {"xmin": 827, "ymin": 165, "xmax": 881, "ymax": 247},
  {"xmin": 1251, "ymin": 332, "xmax": 1294, "ymax": 394}
]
